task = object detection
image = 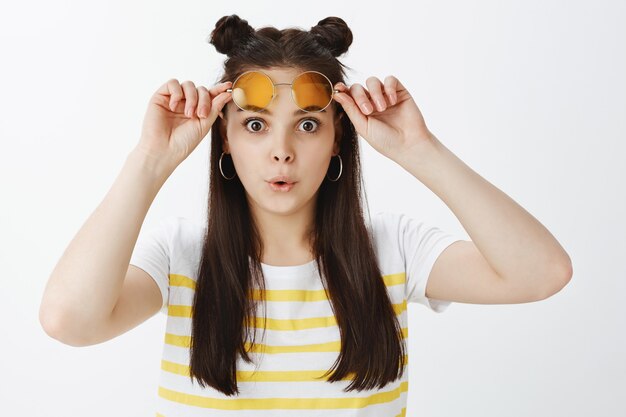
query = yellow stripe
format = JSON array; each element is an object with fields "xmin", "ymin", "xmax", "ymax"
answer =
[
  {"xmin": 166, "ymin": 271, "xmax": 407, "ymax": 321},
  {"xmin": 157, "ymin": 380, "xmax": 409, "ymax": 410},
  {"xmin": 155, "ymin": 271, "xmax": 411, "ymax": 414},
  {"xmin": 158, "ymin": 406, "xmax": 406, "ymax": 416},
  {"xmin": 165, "ymin": 327, "xmax": 409, "ymax": 350},
  {"xmin": 167, "ymin": 299, "xmax": 407, "ymax": 327},
  {"xmin": 168, "ymin": 273, "xmax": 196, "ymax": 289},
  {"xmin": 161, "ymin": 354, "xmax": 409, "ymax": 381},
  {"xmin": 168, "ymin": 271, "xmax": 407, "ymax": 292},
  {"xmin": 167, "ymin": 300, "xmax": 407, "ymax": 322},
  {"xmin": 382, "ymin": 272, "xmax": 406, "ymax": 286}
]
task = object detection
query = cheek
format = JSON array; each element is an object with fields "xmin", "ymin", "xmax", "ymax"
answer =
[
  {"xmin": 303, "ymin": 134, "xmax": 335, "ymax": 166},
  {"xmin": 303, "ymin": 151, "xmax": 335, "ymax": 181},
  {"xmin": 228, "ymin": 147, "xmax": 256, "ymax": 180}
]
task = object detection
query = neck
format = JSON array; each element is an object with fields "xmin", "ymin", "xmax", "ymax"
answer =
[{"xmin": 249, "ymin": 200, "xmax": 316, "ymax": 266}]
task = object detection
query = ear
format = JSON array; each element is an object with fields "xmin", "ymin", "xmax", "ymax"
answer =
[
  {"xmin": 334, "ymin": 111, "xmax": 344, "ymax": 129},
  {"xmin": 332, "ymin": 131, "xmax": 342, "ymax": 156}
]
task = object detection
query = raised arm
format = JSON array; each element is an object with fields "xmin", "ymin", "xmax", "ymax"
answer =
[
  {"xmin": 39, "ymin": 149, "xmax": 170, "ymax": 345},
  {"xmin": 39, "ymin": 77, "xmax": 232, "ymax": 345}
]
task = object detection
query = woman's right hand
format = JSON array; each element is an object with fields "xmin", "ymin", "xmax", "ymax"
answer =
[{"xmin": 134, "ymin": 78, "xmax": 232, "ymax": 173}]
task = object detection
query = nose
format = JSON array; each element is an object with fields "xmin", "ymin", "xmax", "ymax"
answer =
[
  {"xmin": 273, "ymin": 153, "xmax": 292, "ymax": 162},
  {"xmin": 267, "ymin": 86, "xmax": 297, "ymax": 163},
  {"xmin": 271, "ymin": 128, "xmax": 294, "ymax": 162}
]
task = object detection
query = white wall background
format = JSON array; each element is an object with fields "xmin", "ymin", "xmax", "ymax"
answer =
[{"xmin": 1, "ymin": 0, "xmax": 624, "ymax": 415}]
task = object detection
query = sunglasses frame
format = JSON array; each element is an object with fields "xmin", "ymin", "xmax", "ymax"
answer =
[{"xmin": 226, "ymin": 70, "xmax": 340, "ymax": 113}]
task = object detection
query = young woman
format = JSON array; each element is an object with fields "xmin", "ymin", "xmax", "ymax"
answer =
[{"xmin": 40, "ymin": 14, "xmax": 572, "ymax": 416}]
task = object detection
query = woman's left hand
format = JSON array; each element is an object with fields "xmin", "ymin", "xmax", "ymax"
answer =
[{"xmin": 333, "ymin": 76, "xmax": 435, "ymax": 161}]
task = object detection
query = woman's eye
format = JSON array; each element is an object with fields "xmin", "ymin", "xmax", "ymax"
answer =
[
  {"xmin": 241, "ymin": 118, "xmax": 322, "ymax": 134},
  {"xmin": 298, "ymin": 119, "xmax": 321, "ymax": 133},
  {"xmin": 243, "ymin": 119, "xmax": 266, "ymax": 132}
]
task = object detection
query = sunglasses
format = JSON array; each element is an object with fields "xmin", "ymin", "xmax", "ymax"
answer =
[{"xmin": 226, "ymin": 70, "xmax": 340, "ymax": 113}]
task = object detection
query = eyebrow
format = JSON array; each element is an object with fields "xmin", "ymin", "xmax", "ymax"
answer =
[{"xmin": 236, "ymin": 108, "xmax": 326, "ymax": 116}]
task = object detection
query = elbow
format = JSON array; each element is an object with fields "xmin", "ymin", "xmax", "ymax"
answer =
[
  {"xmin": 39, "ymin": 308, "xmax": 89, "ymax": 347},
  {"xmin": 537, "ymin": 257, "xmax": 573, "ymax": 301},
  {"xmin": 39, "ymin": 309, "xmax": 66, "ymax": 343}
]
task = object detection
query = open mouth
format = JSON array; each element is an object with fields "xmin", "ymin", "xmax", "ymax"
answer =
[{"xmin": 268, "ymin": 181, "xmax": 296, "ymax": 192}]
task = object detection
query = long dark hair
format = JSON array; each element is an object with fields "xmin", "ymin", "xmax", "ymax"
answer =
[{"xmin": 189, "ymin": 14, "xmax": 406, "ymax": 396}]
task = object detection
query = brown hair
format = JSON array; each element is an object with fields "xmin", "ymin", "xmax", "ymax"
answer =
[{"xmin": 189, "ymin": 14, "xmax": 406, "ymax": 396}]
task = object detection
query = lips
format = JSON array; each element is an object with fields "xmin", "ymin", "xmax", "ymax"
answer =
[
  {"xmin": 267, "ymin": 175, "xmax": 296, "ymax": 185},
  {"xmin": 268, "ymin": 181, "xmax": 295, "ymax": 192}
]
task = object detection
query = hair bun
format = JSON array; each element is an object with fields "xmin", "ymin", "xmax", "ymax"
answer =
[
  {"xmin": 310, "ymin": 16, "xmax": 353, "ymax": 57},
  {"xmin": 209, "ymin": 14, "xmax": 255, "ymax": 56}
]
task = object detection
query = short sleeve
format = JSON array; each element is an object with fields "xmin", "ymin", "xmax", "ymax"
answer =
[
  {"xmin": 129, "ymin": 217, "xmax": 175, "ymax": 315},
  {"xmin": 398, "ymin": 212, "xmax": 465, "ymax": 313}
]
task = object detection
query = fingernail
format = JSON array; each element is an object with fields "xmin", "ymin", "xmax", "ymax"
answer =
[
  {"xmin": 376, "ymin": 99, "xmax": 385, "ymax": 111},
  {"xmin": 361, "ymin": 102, "xmax": 373, "ymax": 113}
]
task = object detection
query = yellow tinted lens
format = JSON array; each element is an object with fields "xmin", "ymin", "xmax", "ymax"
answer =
[
  {"xmin": 232, "ymin": 71, "xmax": 274, "ymax": 111},
  {"xmin": 292, "ymin": 72, "xmax": 333, "ymax": 111}
]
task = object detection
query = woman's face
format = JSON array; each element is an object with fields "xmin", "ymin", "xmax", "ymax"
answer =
[{"xmin": 219, "ymin": 67, "xmax": 343, "ymax": 216}]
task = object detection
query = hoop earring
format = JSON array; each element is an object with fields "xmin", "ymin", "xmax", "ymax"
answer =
[
  {"xmin": 219, "ymin": 152, "xmax": 237, "ymax": 180},
  {"xmin": 326, "ymin": 154, "xmax": 342, "ymax": 182}
]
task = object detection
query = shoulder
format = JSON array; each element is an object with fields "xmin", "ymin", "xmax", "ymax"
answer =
[
  {"xmin": 160, "ymin": 216, "xmax": 205, "ymax": 276},
  {"xmin": 367, "ymin": 210, "xmax": 410, "ymax": 240},
  {"xmin": 366, "ymin": 211, "xmax": 408, "ymax": 273},
  {"xmin": 368, "ymin": 210, "xmax": 444, "ymax": 262},
  {"xmin": 158, "ymin": 216, "xmax": 205, "ymax": 251}
]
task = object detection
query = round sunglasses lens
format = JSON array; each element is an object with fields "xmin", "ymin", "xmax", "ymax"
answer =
[
  {"xmin": 292, "ymin": 72, "xmax": 333, "ymax": 111},
  {"xmin": 232, "ymin": 71, "xmax": 273, "ymax": 111}
]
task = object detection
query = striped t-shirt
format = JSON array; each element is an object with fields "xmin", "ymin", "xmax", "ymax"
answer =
[{"xmin": 130, "ymin": 211, "xmax": 464, "ymax": 417}]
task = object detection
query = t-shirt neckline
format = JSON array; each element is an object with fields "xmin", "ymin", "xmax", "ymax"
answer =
[{"xmin": 249, "ymin": 256, "xmax": 319, "ymax": 277}]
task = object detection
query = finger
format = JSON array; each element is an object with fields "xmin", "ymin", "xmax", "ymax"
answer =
[
  {"xmin": 349, "ymin": 83, "xmax": 374, "ymax": 115},
  {"xmin": 332, "ymin": 85, "xmax": 367, "ymax": 133},
  {"xmin": 156, "ymin": 79, "xmax": 184, "ymax": 112},
  {"xmin": 193, "ymin": 81, "xmax": 233, "ymax": 119},
  {"xmin": 383, "ymin": 75, "xmax": 398, "ymax": 105},
  {"xmin": 196, "ymin": 86, "xmax": 210, "ymax": 118},
  {"xmin": 208, "ymin": 81, "xmax": 232, "ymax": 96},
  {"xmin": 180, "ymin": 81, "xmax": 198, "ymax": 118},
  {"xmin": 213, "ymin": 92, "xmax": 232, "ymax": 117},
  {"xmin": 199, "ymin": 90, "xmax": 232, "ymax": 125},
  {"xmin": 365, "ymin": 76, "xmax": 388, "ymax": 112},
  {"xmin": 334, "ymin": 81, "xmax": 350, "ymax": 95}
]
